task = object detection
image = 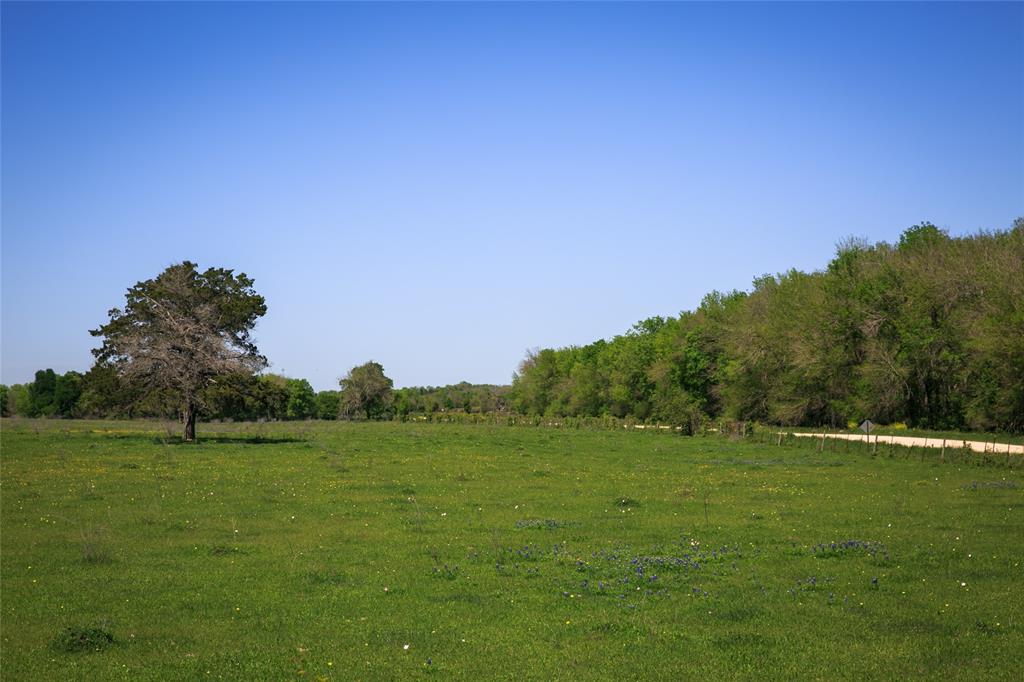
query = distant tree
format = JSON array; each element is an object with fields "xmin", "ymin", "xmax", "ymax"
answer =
[
  {"xmin": 315, "ymin": 390, "xmax": 341, "ymax": 420},
  {"xmin": 201, "ymin": 372, "xmax": 262, "ymax": 421},
  {"xmin": 254, "ymin": 374, "xmax": 290, "ymax": 421},
  {"xmin": 0, "ymin": 385, "xmax": 8, "ymax": 417},
  {"xmin": 53, "ymin": 371, "xmax": 84, "ymax": 417},
  {"xmin": 897, "ymin": 222, "xmax": 948, "ymax": 252},
  {"xmin": 511, "ymin": 349, "xmax": 559, "ymax": 415},
  {"xmin": 390, "ymin": 383, "xmax": 510, "ymax": 417},
  {"xmin": 27, "ymin": 369, "xmax": 59, "ymax": 417},
  {"xmin": 339, "ymin": 361, "xmax": 394, "ymax": 420},
  {"xmin": 392, "ymin": 389, "xmax": 413, "ymax": 419},
  {"xmin": 285, "ymin": 378, "xmax": 317, "ymax": 420},
  {"xmin": 90, "ymin": 262, "xmax": 267, "ymax": 441},
  {"xmin": 76, "ymin": 365, "xmax": 148, "ymax": 418},
  {"xmin": 5, "ymin": 384, "xmax": 31, "ymax": 417}
]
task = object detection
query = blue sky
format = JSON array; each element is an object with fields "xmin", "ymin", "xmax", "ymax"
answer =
[{"xmin": 2, "ymin": 1, "xmax": 1022, "ymax": 390}]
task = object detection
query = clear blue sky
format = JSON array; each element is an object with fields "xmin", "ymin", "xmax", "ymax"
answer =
[{"xmin": 2, "ymin": 2, "xmax": 1022, "ymax": 391}]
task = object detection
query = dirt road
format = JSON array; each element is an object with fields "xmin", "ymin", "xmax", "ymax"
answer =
[{"xmin": 788, "ymin": 431, "xmax": 1023, "ymax": 455}]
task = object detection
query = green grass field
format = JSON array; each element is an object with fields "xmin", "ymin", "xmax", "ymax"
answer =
[{"xmin": 2, "ymin": 419, "xmax": 1022, "ymax": 680}]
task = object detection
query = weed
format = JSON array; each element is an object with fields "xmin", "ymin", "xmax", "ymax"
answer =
[
  {"xmin": 209, "ymin": 545, "xmax": 246, "ymax": 556},
  {"xmin": 961, "ymin": 481, "xmax": 1019, "ymax": 491},
  {"xmin": 79, "ymin": 524, "xmax": 112, "ymax": 564},
  {"xmin": 515, "ymin": 519, "xmax": 571, "ymax": 529},
  {"xmin": 431, "ymin": 564, "xmax": 460, "ymax": 580},
  {"xmin": 306, "ymin": 570, "xmax": 347, "ymax": 586}
]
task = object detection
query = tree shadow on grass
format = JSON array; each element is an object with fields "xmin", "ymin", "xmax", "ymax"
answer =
[
  {"xmin": 93, "ymin": 429, "xmax": 309, "ymax": 446},
  {"xmin": 163, "ymin": 434, "xmax": 308, "ymax": 446}
]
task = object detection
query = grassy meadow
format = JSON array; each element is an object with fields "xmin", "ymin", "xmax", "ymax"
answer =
[{"xmin": 1, "ymin": 419, "xmax": 1022, "ymax": 680}]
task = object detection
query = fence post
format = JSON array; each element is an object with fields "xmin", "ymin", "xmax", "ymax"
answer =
[{"xmin": 941, "ymin": 439, "xmax": 946, "ymax": 463}]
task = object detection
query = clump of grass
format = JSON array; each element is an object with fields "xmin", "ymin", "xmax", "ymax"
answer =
[
  {"xmin": 961, "ymin": 481, "xmax": 1019, "ymax": 491},
  {"xmin": 79, "ymin": 524, "xmax": 112, "ymax": 564},
  {"xmin": 209, "ymin": 545, "xmax": 246, "ymax": 556},
  {"xmin": 149, "ymin": 421, "xmax": 177, "ymax": 445},
  {"xmin": 432, "ymin": 563, "xmax": 460, "ymax": 580},
  {"xmin": 811, "ymin": 540, "xmax": 888, "ymax": 562},
  {"xmin": 52, "ymin": 626, "xmax": 114, "ymax": 653},
  {"xmin": 406, "ymin": 496, "xmax": 427, "ymax": 532},
  {"xmin": 615, "ymin": 497, "xmax": 640, "ymax": 508},
  {"xmin": 306, "ymin": 569, "xmax": 347, "ymax": 586},
  {"xmin": 515, "ymin": 519, "xmax": 571, "ymax": 529}
]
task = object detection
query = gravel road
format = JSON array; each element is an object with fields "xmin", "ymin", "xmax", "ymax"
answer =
[{"xmin": 788, "ymin": 431, "xmax": 1023, "ymax": 455}]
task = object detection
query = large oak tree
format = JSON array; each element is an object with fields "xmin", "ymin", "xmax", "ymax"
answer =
[{"xmin": 91, "ymin": 262, "xmax": 267, "ymax": 441}]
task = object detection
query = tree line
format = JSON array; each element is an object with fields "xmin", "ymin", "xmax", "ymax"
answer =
[
  {"xmin": 509, "ymin": 221, "xmax": 1024, "ymax": 433},
  {"xmin": 1, "ymin": 220, "xmax": 1020, "ymax": 438},
  {"xmin": 0, "ymin": 365, "xmax": 508, "ymax": 424}
]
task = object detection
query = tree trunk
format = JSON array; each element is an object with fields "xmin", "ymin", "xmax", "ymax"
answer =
[{"xmin": 183, "ymin": 403, "xmax": 197, "ymax": 442}]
